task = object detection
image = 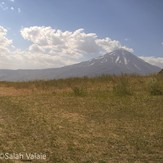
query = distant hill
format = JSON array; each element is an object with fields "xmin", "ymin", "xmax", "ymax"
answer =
[
  {"xmin": 0, "ymin": 48, "xmax": 161, "ymax": 81},
  {"xmin": 159, "ymin": 69, "xmax": 163, "ymax": 74}
]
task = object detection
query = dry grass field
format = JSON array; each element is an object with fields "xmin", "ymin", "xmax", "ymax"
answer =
[{"xmin": 0, "ymin": 74, "xmax": 163, "ymax": 162}]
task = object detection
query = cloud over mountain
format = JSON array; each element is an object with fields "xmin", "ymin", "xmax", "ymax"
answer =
[
  {"xmin": 21, "ymin": 26, "xmax": 133, "ymax": 58},
  {"xmin": 0, "ymin": 25, "xmax": 162, "ymax": 69},
  {"xmin": 139, "ymin": 56, "xmax": 163, "ymax": 68}
]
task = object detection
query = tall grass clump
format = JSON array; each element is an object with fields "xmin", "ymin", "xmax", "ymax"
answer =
[
  {"xmin": 113, "ymin": 76, "xmax": 132, "ymax": 96},
  {"xmin": 72, "ymin": 86, "xmax": 87, "ymax": 96},
  {"xmin": 148, "ymin": 78, "xmax": 162, "ymax": 95}
]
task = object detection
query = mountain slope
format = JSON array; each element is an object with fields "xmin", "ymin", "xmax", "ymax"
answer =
[
  {"xmin": 0, "ymin": 49, "xmax": 161, "ymax": 81},
  {"xmin": 49, "ymin": 48, "xmax": 160, "ymax": 78}
]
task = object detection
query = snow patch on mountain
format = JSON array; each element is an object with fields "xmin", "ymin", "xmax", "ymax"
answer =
[
  {"xmin": 124, "ymin": 57, "xmax": 128, "ymax": 65},
  {"xmin": 115, "ymin": 56, "xmax": 120, "ymax": 63}
]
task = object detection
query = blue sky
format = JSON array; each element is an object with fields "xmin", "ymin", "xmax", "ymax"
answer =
[{"xmin": 0, "ymin": 0, "xmax": 163, "ymax": 69}]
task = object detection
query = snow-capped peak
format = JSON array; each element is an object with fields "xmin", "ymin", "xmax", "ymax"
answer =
[{"xmin": 84, "ymin": 48, "xmax": 160, "ymax": 75}]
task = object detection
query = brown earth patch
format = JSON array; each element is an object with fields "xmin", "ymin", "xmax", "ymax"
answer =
[{"xmin": 0, "ymin": 87, "xmax": 32, "ymax": 96}]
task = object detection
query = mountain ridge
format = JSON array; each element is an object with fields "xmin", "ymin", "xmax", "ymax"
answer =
[{"xmin": 0, "ymin": 48, "xmax": 161, "ymax": 81}]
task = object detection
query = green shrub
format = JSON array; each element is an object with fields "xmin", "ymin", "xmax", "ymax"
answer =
[
  {"xmin": 113, "ymin": 77, "xmax": 132, "ymax": 96},
  {"xmin": 148, "ymin": 78, "xmax": 162, "ymax": 95},
  {"xmin": 72, "ymin": 87, "xmax": 87, "ymax": 96}
]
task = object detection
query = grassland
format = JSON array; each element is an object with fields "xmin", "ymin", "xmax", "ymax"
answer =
[{"xmin": 0, "ymin": 74, "xmax": 162, "ymax": 163}]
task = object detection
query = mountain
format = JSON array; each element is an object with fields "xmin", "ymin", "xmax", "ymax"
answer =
[{"xmin": 0, "ymin": 48, "xmax": 161, "ymax": 81}]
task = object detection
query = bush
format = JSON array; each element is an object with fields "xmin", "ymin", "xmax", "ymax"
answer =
[
  {"xmin": 148, "ymin": 78, "xmax": 162, "ymax": 95},
  {"xmin": 113, "ymin": 77, "xmax": 132, "ymax": 96},
  {"xmin": 72, "ymin": 87, "xmax": 87, "ymax": 96}
]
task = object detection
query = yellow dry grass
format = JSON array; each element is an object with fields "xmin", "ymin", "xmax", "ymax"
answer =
[{"xmin": 0, "ymin": 74, "xmax": 162, "ymax": 162}]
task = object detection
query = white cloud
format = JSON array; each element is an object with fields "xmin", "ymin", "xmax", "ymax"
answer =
[
  {"xmin": 0, "ymin": 50, "xmax": 75, "ymax": 69},
  {"xmin": 0, "ymin": 1, "xmax": 20, "ymax": 13},
  {"xmin": 0, "ymin": 26, "xmax": 13, "ymax": 50},
  {"xmin": 18, "ymin": 7, "xmax": 21, "ymax": 13},
  {"xmin": 139, "ymin": 56, "xmax": 163, "ymax": 68},
  {"xmin": 0, "ymin": 26, "xmax": 134, "ymax": 69},
  {"xmin": 10, "ymin": 6, "xmax": 14, "ymax": 11},
  {"xmin": 0, "ymin": 2, "xmax": 8, "ymax": 11},
  {"xmin": 21, "ymin": 26, "xmax": 133, "ymax": 58},
  {"xmin": 161, "ymin": 42, "xmax": 163, "ymax": 45}
]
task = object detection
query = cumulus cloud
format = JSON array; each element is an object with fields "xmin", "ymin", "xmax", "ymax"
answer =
[
  {"xmin": 21, "ymin": 26, "xmax": 133, "ymax": 58},
  {"xmin": 139, "ymin": 56, "xmax": 163, "ymax": 68},
  {"xmin": 1, "ymin": 26, "xmax": 135, "ymax": 69},
  {"xmin": 0, "ymin": 26, "xmax": 13, "ymax": 51}
]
